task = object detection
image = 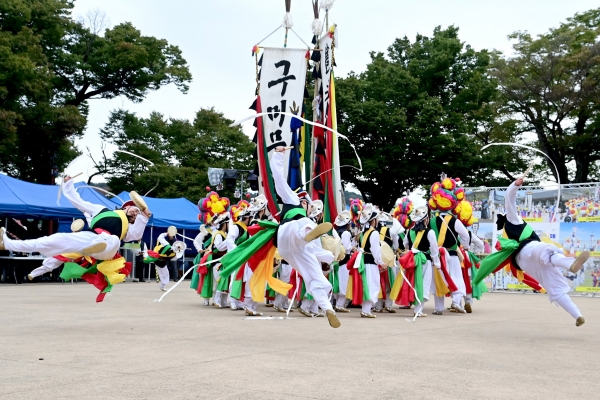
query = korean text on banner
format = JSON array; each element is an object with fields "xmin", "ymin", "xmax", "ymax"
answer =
[{"xmin": 259, "ymin": 48, "xmax": 307, "ymax": 187}]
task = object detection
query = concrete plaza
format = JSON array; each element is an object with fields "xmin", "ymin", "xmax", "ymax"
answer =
[{"xmin": 1, "ymin": 282, "xmax": 598, "ymax": 399}]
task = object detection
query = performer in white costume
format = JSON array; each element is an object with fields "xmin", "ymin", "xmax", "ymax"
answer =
[
  {"xmin": 211, "ymin": 213, "xmax": 230, "ymax": 309},
  {"xmin": 1, "ymin": 176, "xmax": 150, "ymax": 260},
  {"xmin": 333, "ymin": 211, "xmax": 353, "ymax": 313},
  {"xmin": 429, "ymin": 177, "xmax": 470, "ymax": 314},
  {"xmin": 224, "ymin": 201, "xmax": 252, "ymax": 311},
  {"xmin": 475, "ymin": 177, "xmax": 588, "ymax": 326},
  {"xmin": 357, "ymin": 204, "xmax": 384, "ymax": 318},
  {"xmin": 27, "ymin": 219, "xmax": 85, "ymax": 280},
  {"xmin": 400, "ymin": 206, "xmax": 441, "ymax": 317},
  {"xmin": 271, "ymin": 146, "xmax": 340, "ymax": 328}
]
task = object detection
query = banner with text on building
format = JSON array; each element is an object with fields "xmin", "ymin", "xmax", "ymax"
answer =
[{"xmin": 464, "ymin": 184, "xmax": 600, "ymax": 294}]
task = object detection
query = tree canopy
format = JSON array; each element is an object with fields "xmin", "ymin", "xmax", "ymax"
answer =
[
  {"xmin": 492, "ymin": 7, "xmax": 600, "ymax": 183},
  {"xmin": 98, "ymin": 108, "xmax": 254, "ymax": 203},
  {"xmin": 0, "ymin": 0, "xmax": 191, "ymax": 184},
  {"xmin": 336, "ymin": 26, "xmax": 525, "ymax": 210}
]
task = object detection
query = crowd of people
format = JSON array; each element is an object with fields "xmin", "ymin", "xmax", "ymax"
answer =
[{"xmin": 0, "ymin": 147, "xmax": 590, "ymax": 328}]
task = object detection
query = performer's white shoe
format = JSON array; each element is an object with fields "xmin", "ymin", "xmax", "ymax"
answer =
[
  {"xmin": 570, "ymin": 251, "xmax": 590, "ymax": 273},
  {"xmin": 451, "ymin": 303, "xmax": 466, "ymax": 314},
  {"xmin": 326, "ymin": 309, "xmax": 341, "ymax": 328},
  {"xmin": 298, "ymin": 308, "xmax": 313, "ymax": 317},
  {"xmin": 464, "ymin": 302, "xmax": 472, "ymax": 313},
  {"xmin": 27, "ymin": 274, "xmax": 33, "ymax": 281},
  {"xmin": 245, "ymin": 308, "xmax": 263, "ymax": 317}
]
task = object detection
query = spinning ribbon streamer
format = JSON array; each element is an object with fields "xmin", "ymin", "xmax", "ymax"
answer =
[
  {"xmin": 231, "ymin": 111, "xmax": 363, "ymax": 171},
  {"xmin": 114, "ymin": 149, "xmax": 160, "ymax": 196},
  {"xmin": 76, "ymin": 185, "xmax": 125, "ymax": 204},
  {"xmin": 481, "ymin": 143, "xmax": 561, "ymax": 223},
  {"xmin": 155, "ymin": 256, "xmax": 223, "ymax": 302}
]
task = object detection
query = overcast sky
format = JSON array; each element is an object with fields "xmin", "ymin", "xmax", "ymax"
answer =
[{"xmin": 66, "ymin": 0, "xmax": 599, "ymax": 186}]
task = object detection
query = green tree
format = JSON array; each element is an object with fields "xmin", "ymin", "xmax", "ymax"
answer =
[
  {"xmin": 0, "ymin": 0, "xmax": 191, "ymax": 184},
  {"xmin": 99, "ymin": 108, "xmax": 254, "ymax": 203},
  {"xmin": 336, "ymin": 26, "xmax": 526, "ymax": 210},
  {"xmin": 492, "ymin": 8, "xmax": 600, "ymax": 183}
]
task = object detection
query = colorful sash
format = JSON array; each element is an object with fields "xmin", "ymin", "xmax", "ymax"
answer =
[{"xmin": 60, "ymin": 254, "xmax": 130, "ymax": 302}]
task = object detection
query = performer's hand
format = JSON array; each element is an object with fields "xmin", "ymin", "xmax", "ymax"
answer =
[
  {"xmin": 275, "ymin": 146, "xmax": 287, "ymax": 153},
  {"xmin": 64, "ymin": 175, "xmax": 72, "ymax": 183},
  {"xmin": 515, "ymin": 177, "xmax": 524, "ymax": 187},
  {"xmin": 142, "ymin": 208, "xmax": 152, "ymax": 218}
]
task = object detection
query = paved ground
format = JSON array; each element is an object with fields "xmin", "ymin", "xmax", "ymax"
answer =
[{"xmin": 0, "ymin": 282, "xmax": 598, "ymax": 400}]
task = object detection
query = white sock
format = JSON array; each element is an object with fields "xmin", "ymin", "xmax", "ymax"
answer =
[{"xmin": 555, "ymin": 294, "xmax": 582, "ymax": 319}]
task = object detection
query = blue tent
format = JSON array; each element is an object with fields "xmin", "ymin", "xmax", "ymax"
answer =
[
  {"xmin": 0, "ymin": 174, "xmax": 116, "ymax": 219},
  {"xmin": 111, "ymin": 191, "xmax": 200, "ymax": 230}
]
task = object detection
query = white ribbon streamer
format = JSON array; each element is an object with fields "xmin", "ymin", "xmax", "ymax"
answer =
[
  {"xmin": 76, "ymin": 185, "xmax": 125, "ymax": 204},
  {"xmin": 481, "ymin": 143, "xmax": 561, "ymax": 222},
  {"xmin": 155, "ymin": 256, "xmax": 223, "ymax": 302},
  {"xmin": 176, "ymin": 232, "xmax": 197, "ymax": 242},
  {"xmin": 395, "ymin": 257, "xmax": 421, "ymax": 322},
  {"xmin": 115, "ymin": 149, "xmax": 155, "ymax": 166},
  {"xmin": 286, "ymin": 273, "xmax": 300, "ymax": 317},
  {"xmin": 231, "ymin": 111, "xmax": 363, "ymax": 171}
]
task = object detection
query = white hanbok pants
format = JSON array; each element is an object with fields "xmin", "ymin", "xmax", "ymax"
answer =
[
  {"xmin": 362, "ymin": 263, "xmax": 382, "ymax": 314},
  {"xmin": 277, "ymin": 219, "xmax": 334, "ymax": 312},
  {"xmin": 516, "ymin": 242, "xmax": 582, "ymax": 319},
  {"xmin": 273, "ymin": 263, "xmax": 292, "ymax": 310},
  {"xmin": 156, "ymin": 265, "xmax": 170, "ymax": 289},
  {"xmin": 30, "ymin": 257, "xmax": 63, "ymax": 278},
  {"xmin": 3, "ymin": 231, "xmax": 120, "ymax": 261}
]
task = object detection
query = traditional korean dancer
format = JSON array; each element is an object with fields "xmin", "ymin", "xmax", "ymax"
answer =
[
  {"xmin": 269, "ymin": 147, "xmax": 339, "ymax": 327},
  {"xmin": 27, "ymin": 219, "xmax": 85, "ymax": 280},
  {"xmin": 1, "ymin": 175, "xmax": 150, "ymax": 260},
  {"xmin": 474, "ymin": 177, "xmax": 588, "ymax": 326},
  {"xmin": 144, "ymin": 240, "xmax": 186, "ymax": 291},
  {"xmin": 332, "ymin": 211, "xmax": 353, "ymax": 313},
  {"xmin": 429, "ymin": 177, "xmax": 470, "ymax": 314},
  {"xmin": 390, "ymin": 206, "xmax": 441, "ymax": 317}
]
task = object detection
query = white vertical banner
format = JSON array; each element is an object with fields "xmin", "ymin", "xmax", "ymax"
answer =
[
  {"xmin": 319, "ymin": 34, "xmax": 332, "ymax": 122},
  {"xmin": 319, "ymin": 28, "xmax": 343, "ymax": 213},
  {"xmin": 259, "ymin": 48, "xmax": 307, "ymax": 186}
]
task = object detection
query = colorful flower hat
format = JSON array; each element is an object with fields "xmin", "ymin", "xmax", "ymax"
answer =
[
  {"xmin": 453, "ymin": 199, "xmax": 477, "ymax": 227},
  {"xmin": 392, "ymin": 196, "xmax": 414, "ymax": 229},
  {"xmin": 349, "ymin": 198, "xmax": 364, "ymax": 224},
  {"xmin": 230, "ymin": 200, "xmax": 250, "ymax": 222},
  {"xmin": 198, "ymin": 191, "xmax": 230, "ymax": 225},
  {"xmin": 429, "ymin": 177, "xmax": 465, "ymax": 212}
]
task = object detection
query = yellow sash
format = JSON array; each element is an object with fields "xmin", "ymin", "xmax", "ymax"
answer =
[
  {"xmin": 437, "ymin": 214, "xmax": 454, "ymax": 247},
  {"xmin": 361, "ymin": 228, "xmax": 374, "ymax": 250},
  {"xmin": 412, "ymin": 231, "xmax": 424, "ymax": 250}
]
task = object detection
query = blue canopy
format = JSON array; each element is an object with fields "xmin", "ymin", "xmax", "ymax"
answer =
[
  {"xmin": 111, "ymin": 191, "xmax": 200, "ymax": 230},
  {"xmin": 0, "ymin": 174, "xmax": 116, "ymax": 219}
]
